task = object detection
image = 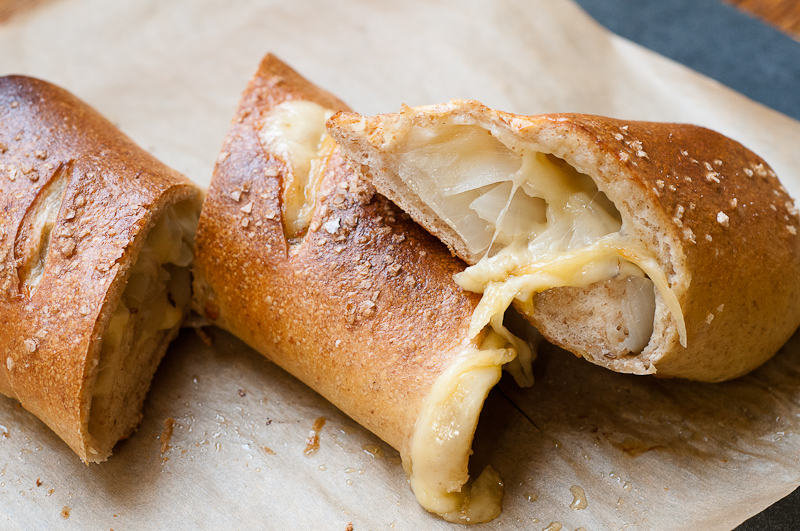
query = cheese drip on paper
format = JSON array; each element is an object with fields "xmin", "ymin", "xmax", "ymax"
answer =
[
  {"xmin": 390, "ymin": 122, "xmax": 686, "ymax": 377},
  {"xmin": 405, "ymin": 330, "xmax": 516, "ymax": 523}
]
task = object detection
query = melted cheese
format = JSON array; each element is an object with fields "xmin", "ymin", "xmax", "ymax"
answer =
[
  {"xmin": 458, "ymin": 234, "xmax": 686, "ymax": 347},
  {"xmin": 91, "ymin": 199, "xmax": 197, "ymax": 429},
  {"xmin": 261, "ymin": 103, "xmax": 534, "ymax": 521},
  {"xmin": 406, "ymin": 330, "xmax": 515, "ymax": 523},
  {"xmin": 18, "ymin": 170, "xmax": 68, "ymax": 295},
  {"xmin": 260, "ymin": 101, "xmax": 336, "ymax": 242}
]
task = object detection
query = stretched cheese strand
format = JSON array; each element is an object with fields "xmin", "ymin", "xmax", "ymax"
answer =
[
  {"xmin": 392, "ymin": 126, "xmax": 687, "ymax": 369},
  {"xmin": 457, "ymin": 233, "xmax": 687, "ymax": 349}
]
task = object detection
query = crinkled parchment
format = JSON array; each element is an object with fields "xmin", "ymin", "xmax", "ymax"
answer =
[{"xmin": 1, "ymin": 0, "xmax": 800, "ymax": 529}]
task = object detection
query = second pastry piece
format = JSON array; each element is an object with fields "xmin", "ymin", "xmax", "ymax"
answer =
[
  {"xmin": 0, "ymin": 76, "xmax": 201, "ymax": 462},
  {"xmin": 192, "ymin": 55, "xmax": 530, "ymax": 522},
  {"xmin": 328, "ymin": 101, "xmax": 800, "ymax": 382}
]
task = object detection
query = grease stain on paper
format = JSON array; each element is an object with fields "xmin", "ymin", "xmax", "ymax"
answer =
[
  {"xmin": 160, "ymin": 417, "xmax": 176, "ymax": 454},
  {"xmin": 569, "ymin": 485, "xmax": 588, "ymax": 510},
  {"xmin": 304, "ymin": 416, "xmax": 326, "ymax": 455}
]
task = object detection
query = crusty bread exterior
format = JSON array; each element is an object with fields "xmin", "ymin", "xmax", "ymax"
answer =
[
  {"xmin": 0, "ymin": 76, "xmax": 200, "ymax": 462},
  {"xmin": 191, "ymin": 55, "xmax": 487, "ymax": 455},
  {"xmin": 328, "ymin": 100, "xmax": 800, "ymax": 382}
]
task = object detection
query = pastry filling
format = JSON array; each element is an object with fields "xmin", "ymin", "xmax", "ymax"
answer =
[
  {"xmin": 260, "ymin": 100, "xmax": 336, "ymax": 244},
  {"xmin": 89, "ymin": 199, "xmax": 198, "ymax": 454},
  {"xmin": 392, "ymin": 122, "xmax": 686, "ymax": 371},
  {"xmin": 406, "ymin": 330, "xmax": 516, "ymax": 523}
]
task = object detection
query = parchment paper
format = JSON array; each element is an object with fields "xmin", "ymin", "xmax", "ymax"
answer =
[{"xmin": 2, "ymin": 0, "xmax": 800, "ymax": 529}]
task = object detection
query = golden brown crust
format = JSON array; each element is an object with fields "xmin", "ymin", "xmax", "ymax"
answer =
[
  {"xmin": 0, "ymin": 76, "xmax": 199, "ymax": 461},
  {"xmin": 539, "ymin": 114, "xmax": 800, "ymax": 380},
  {"xmin": 192, "ymin": 55, "xmax": 482, "ymax": 453},
  {"xmin": 328, "ymin": 100, "xmax": 800, "ymax": 382}
]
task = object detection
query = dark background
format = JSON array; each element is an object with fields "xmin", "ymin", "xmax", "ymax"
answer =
[{"xmin": 575, "ymin": 0, "xmax": 800, "ymax": 122}]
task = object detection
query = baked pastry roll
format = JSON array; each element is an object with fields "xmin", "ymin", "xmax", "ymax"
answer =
[
  {"xmin": 328, "ymin": 100, "xmax": 800, "ymax": 382},
  {"xmin": 0, "ymin": 76, "xmax": 201, "ymax": 462},
  {"xmin": 192, "ymin": 56, "xmax": 531, "ymax": 522}
]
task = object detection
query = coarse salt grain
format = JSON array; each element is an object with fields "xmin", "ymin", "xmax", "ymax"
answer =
[
  {"xmin": 323, "ymin": 218, "xmax": 340, "ymax": 234},
  {"xmin": 61, "ymin": 238, "xmax": 76, "ymax": 257}
]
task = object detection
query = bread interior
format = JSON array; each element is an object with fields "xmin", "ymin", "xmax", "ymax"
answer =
[
  {"xmin": 379, "ymin": 122, "xmax": 669, "ymax": 365},
  {"xmin": 87, "ymin": 198, "xmax": 199, "ymax": 460}
]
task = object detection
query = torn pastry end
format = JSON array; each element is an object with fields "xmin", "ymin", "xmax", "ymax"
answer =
[{"xmin": 191, "ymin": 56, "xmax": 535, "ymax": 524}]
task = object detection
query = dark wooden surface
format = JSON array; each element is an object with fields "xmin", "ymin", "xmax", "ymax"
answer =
[{"xmin": 727, "ymin": 0, "xmax": 800, "ymax": 39}]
